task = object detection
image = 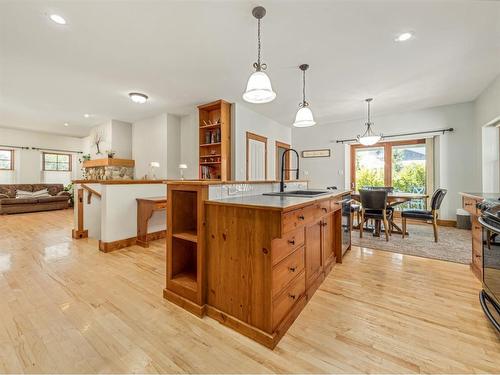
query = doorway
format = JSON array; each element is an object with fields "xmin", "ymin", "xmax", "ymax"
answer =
[{"xmin": 276, "ymin": 141, "xmax": 290, "ymax": 181}]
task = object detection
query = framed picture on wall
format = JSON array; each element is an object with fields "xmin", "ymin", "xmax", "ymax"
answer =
[{"xmin": 301, "ymin": 149, "xmax": 331, "ymax": 158}]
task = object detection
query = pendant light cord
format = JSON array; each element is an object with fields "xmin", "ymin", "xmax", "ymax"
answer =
[
  {"xmin": 302, "ymin": 69, "xmax": 306, "ymax": 105},
  {"xmin": 367, "ymin": 100, "xmax": 371, "ymax": 123},
  {"xmin": 257, "ymin": 19, "xmax": 261, "ymax": 68}
]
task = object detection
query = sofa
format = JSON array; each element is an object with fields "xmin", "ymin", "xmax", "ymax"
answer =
[{"xmin": 0, "ymin": 184, "xmax": 70, "ymax": 214}]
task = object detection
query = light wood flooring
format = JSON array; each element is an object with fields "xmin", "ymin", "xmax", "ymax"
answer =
[{"xmin": 0, "ymin": 209, "xmax": 498, "ymax": 373}]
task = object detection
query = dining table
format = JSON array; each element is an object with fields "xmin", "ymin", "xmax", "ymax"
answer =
[{"xmin": 350, "ymin": 191, "xmax": 429, "ymax": 236}]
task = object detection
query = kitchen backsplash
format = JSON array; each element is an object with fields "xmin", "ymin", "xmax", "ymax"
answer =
[{"xmin": 208, "ymin": 181, "xmax": 309, "ymax": 200}]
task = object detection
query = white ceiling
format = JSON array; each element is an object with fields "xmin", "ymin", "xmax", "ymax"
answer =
[{"xmin": 1, "ymin": 0, "xmax": 499, "ymax": 137}]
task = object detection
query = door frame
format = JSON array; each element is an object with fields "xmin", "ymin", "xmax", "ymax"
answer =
[
  {"xmin": 350, "ymin": 139, "xmax": 425, "ymax": 190},
  {"xmin": 275, "ymin": 141, "xmax": 290, "ymax": 181},
  {"xmin": 246, "ymin": 132, "xmax": 268, "ymax": 180}
]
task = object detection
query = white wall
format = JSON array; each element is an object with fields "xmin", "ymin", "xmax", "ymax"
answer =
[
  {"xmin": 292, "ymin": 102, "xmax": 479, "ymax": 220},
  {"xmin": 475, "ymin": 74, "xmax": 500, "ymax": 192},
  {"xmin": 180, "ymin": 111, "xmax": 199, "ymax": 179},
  {"xmin": 111, "ymin": 120, "xmax": 133, "ymax": 159},
  {"xmin": 131, "ymin": 113, "xmax": 181, "ymax": 180},
  {"xmin": 132, "ymin": 114, "xmax": 168, "ymax": 179},
  {"xmin": 0, "ymin": 127, "xmax": 82, "ymax": 185},
  {"xmin": 233, "ymin": 103, "xmax": 292, "ymax": 181},
  {"xmin": 166, "ymin": 114, "xmax": 181, "ymax": 179}
]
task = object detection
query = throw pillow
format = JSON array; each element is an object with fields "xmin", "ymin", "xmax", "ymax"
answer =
[
  {"xmin": 16, "ymin": 190, "xmax": 33, "ymax": 198},
  {"xmin": 32, "ymin": 189, "xmax": 50, "ymax": 197}
]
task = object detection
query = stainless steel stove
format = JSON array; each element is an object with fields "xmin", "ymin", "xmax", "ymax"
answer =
[{"xmin": 477, "ymin": 200, "xmax": 500, "ymax": 333}]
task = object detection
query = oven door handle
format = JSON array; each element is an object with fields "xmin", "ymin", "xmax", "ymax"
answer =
[
  {"xmin": 335, "ymin": 198, "xmax": 353, "ymax": 205},
  {"xmin": 480, "ymin": 290, "xmax": 500, "ymax": 332},
  {"xmin": 478, "ymin": 217, "xmax": 500, "ymax": 233}
]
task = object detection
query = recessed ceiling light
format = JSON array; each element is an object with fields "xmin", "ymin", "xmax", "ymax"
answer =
[
  {"xmin": 49, "ymin": 14, "xmax": 67, "ymax": 25},
  {"xmin": 395, "ymin": 32, "xmax": 413, "ymax": 42},
  {"xmin": 83, "ymin": 113, "xmax": 90, "ymax": 118},
  {"xmin": 128, "ymin": 92, "xmax": 148, "ymax": 104},
  {"xmin": 63, "ymin": 122, "xmax": 69, "ymax": 127}
]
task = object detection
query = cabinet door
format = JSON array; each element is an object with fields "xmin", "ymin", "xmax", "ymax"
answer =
[
  {"xmin": 322, "ymin": 213, "xmax": 335, "ymax": 267},
  {"xmin": 305, "ymin": 221, "xmax": 322, "ymax": 288}
]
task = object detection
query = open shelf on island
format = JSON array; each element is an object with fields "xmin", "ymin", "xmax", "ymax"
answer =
[
  {"xmin": 172, "ymin": 230, "xmax": 198, "ymax": 243},
  {"xmin": 171, "ymin": 271, "xmax": 197, "ymax": 292}
]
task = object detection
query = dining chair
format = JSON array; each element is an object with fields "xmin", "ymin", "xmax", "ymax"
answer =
[
  {"xmin": 401, "ymin": 188, "xmax": 448, "ymax": 242},
  {"xmin": 359, "ymin": 189, "xmax": 393, "ymax": 241}
]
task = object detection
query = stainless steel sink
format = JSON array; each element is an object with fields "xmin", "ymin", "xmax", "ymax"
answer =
[{"xmin": 263, "ymin": 190, "xmax": 331, "ymax": 198}]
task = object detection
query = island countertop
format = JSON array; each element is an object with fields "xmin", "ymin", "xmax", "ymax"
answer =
[
  {"xmin": 206, "ymin": 189, "xmax": 351, "ymax": 211},
  {"xmin": 459, "ymin": 192, "xmax": 500, "ymax": 201}
]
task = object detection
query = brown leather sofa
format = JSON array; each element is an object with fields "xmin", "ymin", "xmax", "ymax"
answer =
[{"xmin": 0, "ymin": 184, "xmax": 70, "ymax": 214}]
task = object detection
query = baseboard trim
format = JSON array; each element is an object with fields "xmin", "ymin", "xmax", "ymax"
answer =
[
  {"xmin": 437, "ymin": 219, "xmax": 456, "ymax": 227},
  {"xmin": 98, "ymin": 230, "xmax": 166, "ymax": 252},
  {"xmin": 72, "ymin": 229, "xmax": 88, "ymax": 239}
]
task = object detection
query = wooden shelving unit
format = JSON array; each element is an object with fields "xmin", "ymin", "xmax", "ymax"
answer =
[
  {"xmin": 198, "ymin": 99, "xmax": 231, "ymax": 181},
  {"xmin": 164, "ymin": 183, "xmax": 208, "ymax": 317}
]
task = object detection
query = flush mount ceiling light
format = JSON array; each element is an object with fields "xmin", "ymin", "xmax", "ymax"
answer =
[
  {"xmin": 128, "ymin": 92, "xmax": 148, "ymax": 104},
  {"xmin": 83, "ymin": 113, "xmax": 91, "ymax": 118},
  {"xmin": 242, "ymin": 6, "xmax": 276, "ymax": 104},
  {"xmin": 357, "ymin": 98, "xmax": 382, "ymax": 146},
  {"xmin": 293, "ymin": 64, "xmax": 316, "ymax": 128},
  {"xmin": 63, "ymin": 122, "xmax": 69, "ymax": 127},
  {"xmin": 395, "ymin": 32, "xmax": 413, "ymax": 42},
  {"xmin": 49, "ymin": 14, "xmax": 66, "ymax": 25}
]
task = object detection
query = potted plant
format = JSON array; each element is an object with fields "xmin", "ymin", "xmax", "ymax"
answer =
[
  {"xmin": 63, "ymin": 182, "xmax": 74, "ymax": 207},
  {"xmin": 106, "ymin": 150, "xmax": 116, "ymax": 159}
]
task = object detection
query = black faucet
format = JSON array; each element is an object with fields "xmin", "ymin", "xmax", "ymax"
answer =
[{"xmin": 280, "ymin": 149, "xmax": 300, "ymax": 192}]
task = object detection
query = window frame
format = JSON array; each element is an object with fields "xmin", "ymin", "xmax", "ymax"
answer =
[
  {"xmin": 350, "ymin": 139, "xmax": 426, "ymax": 191},
  {"xmin": 42, "ymin": 152, "xmax": 72, "ymax": 172},
  {"xmin": 0, "ymin": 149, "xmax": 14, "ymax": 171}
]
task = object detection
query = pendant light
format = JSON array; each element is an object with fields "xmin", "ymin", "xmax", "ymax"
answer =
[
  {"xmin": 357, "ymin": 98, "xmax": 382, "ymax": 145},
  {"xmin": 293, "ymin": 64, "xmax": 316, "ymax": 127},
  {"xmin": 242, "ymin": 6, "xmax": 276, "ymax": 104}
]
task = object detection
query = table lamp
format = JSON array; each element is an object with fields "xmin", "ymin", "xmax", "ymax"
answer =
[
  {"xmin": 149, "ymin": 161, "xmax": 160, "ymax": 180},
  {"xmin": 179, "ymin": 164, "xmax": 187, "ymax": 180}
]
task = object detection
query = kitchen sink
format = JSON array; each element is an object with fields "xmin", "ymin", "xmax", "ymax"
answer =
[{"xmin": 263, "ymin": 190, "xmax": 331, "ymax": 198}]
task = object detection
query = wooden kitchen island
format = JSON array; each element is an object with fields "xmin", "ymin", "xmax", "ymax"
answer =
[{"xmin": 163, "ymin": 181, "xmax": 350, "ymax": 349}]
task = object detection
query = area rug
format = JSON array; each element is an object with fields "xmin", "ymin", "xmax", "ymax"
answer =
[{"xmin": 351, "ymin": 224, "xmax": 472, "ymax": 264}]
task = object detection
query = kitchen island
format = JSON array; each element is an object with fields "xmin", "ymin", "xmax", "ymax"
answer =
[
  {"xmin": 163, "ymin": 180, "xmax": 350, "ymax": 349},
  {"xmin": 460, "ymin": 192, "xmax": 500, "ymax": 279}
]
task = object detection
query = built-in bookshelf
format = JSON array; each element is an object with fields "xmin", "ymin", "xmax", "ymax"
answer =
[{"xmin": 198, "ymin": 99, "xmax": 231, "ymax": 181}]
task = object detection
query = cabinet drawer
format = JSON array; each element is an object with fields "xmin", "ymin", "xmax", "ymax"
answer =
[
  {"xmin": 317, "ymin": 200, "xmax": 332, "ymax": 216},
  {"xmin": 273, "ymin": 271, "xmax": 306, "ymax": 328},
  {"xmin": 463, "ymin": 197, "xmax": 479, "ymax": 216},
  {"xmin": 282, "ymin": 205, "xmax": 315, "ymax": 233},
  {"xmin": 472, "ymin": 250, "xmax": 482, "ymax": 270},
  {"xmin": 272, "ymin": 227, "xmax": 305, "ymax": 265},
  {"xmin": 272, "ymin": 246, "xmax": 305, "ymax": 297}
]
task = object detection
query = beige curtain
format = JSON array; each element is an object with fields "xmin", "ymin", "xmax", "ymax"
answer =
[{"xmin": 425, "ymin": 137, "xmax": 435, "ymax": 208}]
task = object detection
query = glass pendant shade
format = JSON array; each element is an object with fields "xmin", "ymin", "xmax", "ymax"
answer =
[
  {"xmin": 357, "ymin": 122, "xmax": 381, "ymax": 145},
  {"xmin": 243, "ymin": 71, "xmax": 276, "ymax": 104},
  {"xmin": 293, "ymin": 106, "xmax": 316, "ymax": 127},
  {"xmin": 358, "ymin": 134, "xmax": 381, "ymax": 146}
]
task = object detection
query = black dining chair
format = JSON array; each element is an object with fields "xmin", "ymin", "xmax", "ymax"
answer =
[
  {"xmin": 401, "ymin": 188, "xmax": 447, "ymax": 242},
  {"xmin": 359, "ymin": 189, "xmax": 393, "ymax": 241}
]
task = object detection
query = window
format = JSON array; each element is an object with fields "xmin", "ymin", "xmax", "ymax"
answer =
[
  {"xmin": 0, "ymin": 149, "xmax": 13, "ymax": 170},
  {"xmin": 351, "ymin": 139, "xmax": 427, "ymax": 209},
  {"xmin": 43, "ymin": 152, "xmax": 71, "ymax": 172}
]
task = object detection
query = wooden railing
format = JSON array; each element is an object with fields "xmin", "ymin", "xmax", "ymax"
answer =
[{"xmin": 72, "ymin": 185, "xmax": 101, "ymax": 239}]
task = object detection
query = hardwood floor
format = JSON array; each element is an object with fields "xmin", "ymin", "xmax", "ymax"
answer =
[{"xmin": 0, "ymin": 209, "xmax": 498, "ymax": 373}]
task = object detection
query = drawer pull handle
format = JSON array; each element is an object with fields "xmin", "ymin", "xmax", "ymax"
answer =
[
  {"xmin": 475, "ymin": 254, "xmax": 481, "ymax": 258},
  {"xmin": 298, "ymin": 215, "xmax": 305, "ymax": 221},
  {"xmin": 475, "ymin": 226, "xmax": 481, "ymax": 230},
  {"xmin": 287, "ymin": 239, "xmax": 295, "ymax": 245},
  {"xmin": 322, "ymin": 207, "xmax": 327, "ymax": 212},
  {"xmin": 465, "ymin": 203, "xmax": 473, "ymax": 206},
  {"xmin": 288, "ymin": 293, "xmax": 296, "ymax": 300},
  {"xmin": 288, "ymin": 266, "xmax": 296, "ymax": 272}
]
